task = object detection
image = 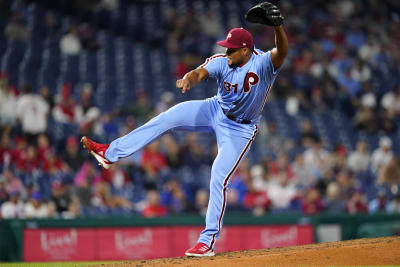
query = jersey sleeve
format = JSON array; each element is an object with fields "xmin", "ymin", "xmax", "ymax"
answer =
[
  {"xmin": 256, "ymin": 50, "xmax": 281, "ymax": 83},
  {"xmin": 198, "ymin": 54, "xmax": 225, "ymax": 79}
]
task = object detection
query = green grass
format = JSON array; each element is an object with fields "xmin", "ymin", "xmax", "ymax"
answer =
[{"xmin": 0, "ymin": 262, "xmax": 123, "ymax": 267}]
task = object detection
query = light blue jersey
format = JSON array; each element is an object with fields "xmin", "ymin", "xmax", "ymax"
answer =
[{"xmin": 201, "ymin": 48, "xmax": 280, "ymax": 123}]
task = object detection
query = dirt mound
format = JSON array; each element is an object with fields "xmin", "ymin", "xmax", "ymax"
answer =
[{"xmin": 95, "ymin": 236, "xmax": 400, "ymax": 267}]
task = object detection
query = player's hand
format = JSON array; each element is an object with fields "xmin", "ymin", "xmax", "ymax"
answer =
[{"xmin": 176, "ymin": 78, "xmax": 191, "ymax": 93}]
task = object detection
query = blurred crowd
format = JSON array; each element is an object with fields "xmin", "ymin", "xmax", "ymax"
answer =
[{"xmin": 0, "ymin": 0, "xmax": 400, "ymax": 219}]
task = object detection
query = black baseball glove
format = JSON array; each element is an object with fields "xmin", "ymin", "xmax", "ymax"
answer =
[{"xmin": 245, "ymin": 2, "xmax": 284, "ymax": 26}]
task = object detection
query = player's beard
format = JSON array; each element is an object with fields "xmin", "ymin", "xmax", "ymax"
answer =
[
  {"xmin": 228, "ymin": 59, "xmax": 242, "ymax": 68},
  {"xmin": 228, "ymin": 58, "xmax": 239, "ymax": 68}
]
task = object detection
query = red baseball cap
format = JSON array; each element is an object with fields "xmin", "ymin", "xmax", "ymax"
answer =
[{"xmin": 216, "ymin": 28, "xmax": 254, "ymax": 49}]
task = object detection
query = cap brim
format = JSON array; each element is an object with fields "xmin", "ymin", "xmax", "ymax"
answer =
[{"xmin": 216, "ymin": 40, "xmax": 241, "ymax": 48}]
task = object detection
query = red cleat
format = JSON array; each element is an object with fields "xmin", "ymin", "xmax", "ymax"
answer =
[
  {"xmin": 80, "ymin": 136, "xmax": 112, "ymax": 169},
  {"xmin": 185, "ymin": 242, "xmax": 215, "ymax": 257}
]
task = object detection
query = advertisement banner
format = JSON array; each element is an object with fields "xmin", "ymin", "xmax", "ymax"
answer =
[
  {"xmin": 97, "ymin": 227, "xmax": 170, "ymax": 260},
  {"xmin": 243, "ymin": 225, "xmax": 314, "ymax": 249},
  {"xmin": 24, "ymin": 228, "xmax": 95, "ymax": 262},
  {"xmin": 23, "ymin": 225, "xmax": 313, "ymax": 261}
]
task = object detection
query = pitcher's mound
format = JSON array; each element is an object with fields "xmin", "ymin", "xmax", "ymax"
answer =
[{"xmin": 100, "ymin": 236, "xmax": 400, "ymax": 266}]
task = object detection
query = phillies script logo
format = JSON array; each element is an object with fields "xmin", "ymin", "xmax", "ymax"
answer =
[
  {"xmin": 40, "ymin": 229, "xmax": 77, "ymax": 251},
  {"xmin": 115, "ymin": 229, "xmax": 153, "ymax": 251},
  {"xmin": 261, "ymin": 226, "xmax": 298, "ymax": 248}
]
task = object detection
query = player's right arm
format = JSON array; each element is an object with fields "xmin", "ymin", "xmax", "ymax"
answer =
[{"xmin": 176, "ymin": 68, "xmax": 209, "ymax": 93}]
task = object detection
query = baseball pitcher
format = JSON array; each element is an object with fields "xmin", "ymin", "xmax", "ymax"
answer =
[{"xmin": 81, "ymin": 2, "xmax": 288, "ymax": 256}]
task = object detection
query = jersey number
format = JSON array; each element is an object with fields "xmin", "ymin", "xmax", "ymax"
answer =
[{"xmin": 223, "ymin": 72, "xmax": 259, "ymax": 93}]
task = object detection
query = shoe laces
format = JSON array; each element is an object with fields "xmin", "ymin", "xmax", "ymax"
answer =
[{"xmin": 194, "ymin": 243, "xmax": 209, "ymax": 250}]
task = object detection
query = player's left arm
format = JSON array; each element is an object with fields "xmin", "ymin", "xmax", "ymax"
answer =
[{"xmin": 270, "ymin": 26, "xmax": 288, "ymax": 70}]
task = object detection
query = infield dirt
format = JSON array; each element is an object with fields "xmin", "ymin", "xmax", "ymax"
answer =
[{"xmin": 91, "ymin": 236, "xmax": 400, "ymax": 267}]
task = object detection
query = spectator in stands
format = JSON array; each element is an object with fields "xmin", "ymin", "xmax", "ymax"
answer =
[
  {"xmin": 3, "ymin": 168, "xmax": 24, "ymax": 197},
  {"xmin": 379, "ymin": 109, "xmax": 397, "ymax": 135},
  {"xmin": 91, "ymin": 182, "xmax": 114, "ymax": 209},
  {"xmin": 0, "ymin": 76, "xmax": 18, "ymax": 129},
  {"xmin": 155, "ymin": 91, "xmax": 176, "ymax": 114},
  {"xmin": 4, "ymin": 11, "xmax": 30, "ymax": 42},
  {"xmin": 179, "ymin": 133, "xmax": 208, "ymax": 170},
  {"xmin": 101, "ymin": 162, "xmax": 131, "ymax": 190},
  {"xmin": 377, "ymin": 156, "xmax": 400, "ymax": 194},
  {"xmin": 50, "ymin": 181, "xmax": 80, "ymax": 218},
  {"xmin": 229, "ymin": 160, "xmax": 252, "ymax": 205},
  {"xmin": 337, "ymin": 68, "xmax": 361, "ymax": 97},
  {"xmin": 75, "ymin": 83, "xmax": 101, "ymax": 135},
  {"xmin": 303, "ymin": 136, "xmax": 330, "ymax": 179},
  {"xmin": 192, "ymin": 189, "xmax": 209, "ymax": 216},
  {"xmin": 332, "ymin": 143, "xmax": 349, "ymax": 171},
  {"xmin": 118, "ymin": 115, "xmax": 136, "ymax": 137},
  {"xmin": 251, "ymin": 159, "xmax": 270, "ymax": 193},
  {"xmin": 161, "ymin": 134, "xmax": 181, "ymax": 170},
  {"xmin": 315, "ymin": 168, "xmax": 335, "ymax": 197},
  {"xmin": 336, "ymin": 170, "xmax": 356, "ymax": 201},
  {"xmin": 381, "ymin": 86, "xmax": 400, "ymax": 117},
  {"xmin": 324, "ymin": 182, "xmax": 345, "ymax": 213},
  {"xmin": 368, "ymin": 190, "xmax": 388, "ymax": 213},
  {"xmin": 198, "ymin": 8, "xmax": 222, "ymax": 40},
  {"xmin": 140, "ymin": 140, "xmax": 167, "ymax": 188},
  {"xmin": 24, "ymin": 191, "xmax": 54, "ymax": 219},
  {"xmin": 60, "ymin": 24, "xmax": 81, "ymax": 55},
  {"xmin": 371, "ymin": 136, "xmax": 393, "ymax": 173},
  {"xmin": 16, "ymin": 84, "xmax": 49, "ymax": 144},
  {"xmin": 52, "ymin": 83, "xmax": 78, "ymax": 124},
  {"xmin": 243, "ymin": 179, "xmax": 271, "ymax": 216},
  {"xmin": 10, "ymin": 136, "xmax": 27, "ymax": 168},
  {"xmin": 353, "ymin": 105, "xmax": 378, "ymax": 133},
  {"xmin": 0, "ymin": 132, "xmax": 13, "ymax": 168},
  {"xmin": 301, "ymin": 187, "xmax": 325, "ymax": 215},
  {"xmin": 267, "ymin": 171, "xmax": 297, "ymax": 210},
  {"xmin": 350, "ymin": 59, "xmax": 371, "ymax": 84},
  {"xmin": 346, "ymin": 190, "xmax": 368, "ymax": 214},
  {"xmin": 386, "ymin": 194, "xmax": 400, "ymax": 214},
  {"xmin": 1, "ymin": 190, "xmax": 24, "ymax": 219},
  {"xmin": 269, "ymin": 151, "xmax": 293, "ymax": 179},
  {"xmin": 263, "ymin": 120, "xmax": 285, "ymax": 155},
  {"xmin": 160, "ymin": 179, "xmax": 188, "ymax": 214},
  {"xmin": 39, "ymin": 85, "xmax": 54, "ymax": 111},
  {"xmin": 142, "ymin": 189, "xmax": 168, "ymax": 218},
  {"xmin": 16, "ymin": 145, "xmax": 39, "ymax": 173},
  {"xmin": 299, "ymin": 119, "xmax": 318, "ymax": 149},
  {"xmin": 225, "ymin": 189, "xmax": 250, "ymax": 213},
  {"xmin": 74, "ymin": 162, "xmax": 100, "ymax": 208},
  {"xmin": 93, "ymin": 113, "xmax": 120, "ymax": 143},
  {"xmin": 42, "ymin": 148, "xmax": 65, "ymax": 174},
  {"xmin": 292, "ymin": 153, "xmax": 315, "ymax": 189},
  {"xmin": 62, "ymin": 136, "xmax": 85, "ymax": 172},
  {"xmin": 90, "ymin": 176, "xmax": 133, "ymax": 211},
  {"xmin": 37, "ymin": 133, "xmax": 52, "ymax": 165},
  {"xmin": 45, "ymin": 11, "xmax": 60, "ymax": 39},
  {"xmin": 79, "ymin": 23, "xmax": 99, "ymax": 51},
  {"xmin": 347, "ymin": 140, "xmax": 370, "ymax": 173},
  {"xmin": 0, "ymin": 175, "xmax": 8, "ymax": 206},
  {"xmin": 118, "ymin": 90, "xmax": 154, "ymax": 123}
]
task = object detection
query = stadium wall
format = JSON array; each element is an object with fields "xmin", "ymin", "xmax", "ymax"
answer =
[{"xmin": 1, "ymin": 213, "xmax": 399, "ymax": 262}]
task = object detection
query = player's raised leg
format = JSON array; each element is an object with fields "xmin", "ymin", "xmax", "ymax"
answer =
[
  {"xmin": 81, "ymin": 99, "xmax": 213, "ymax": 168},
  {"xmin": 186, "ymin": 124, "xmax": 258, "ymax": 256}
]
